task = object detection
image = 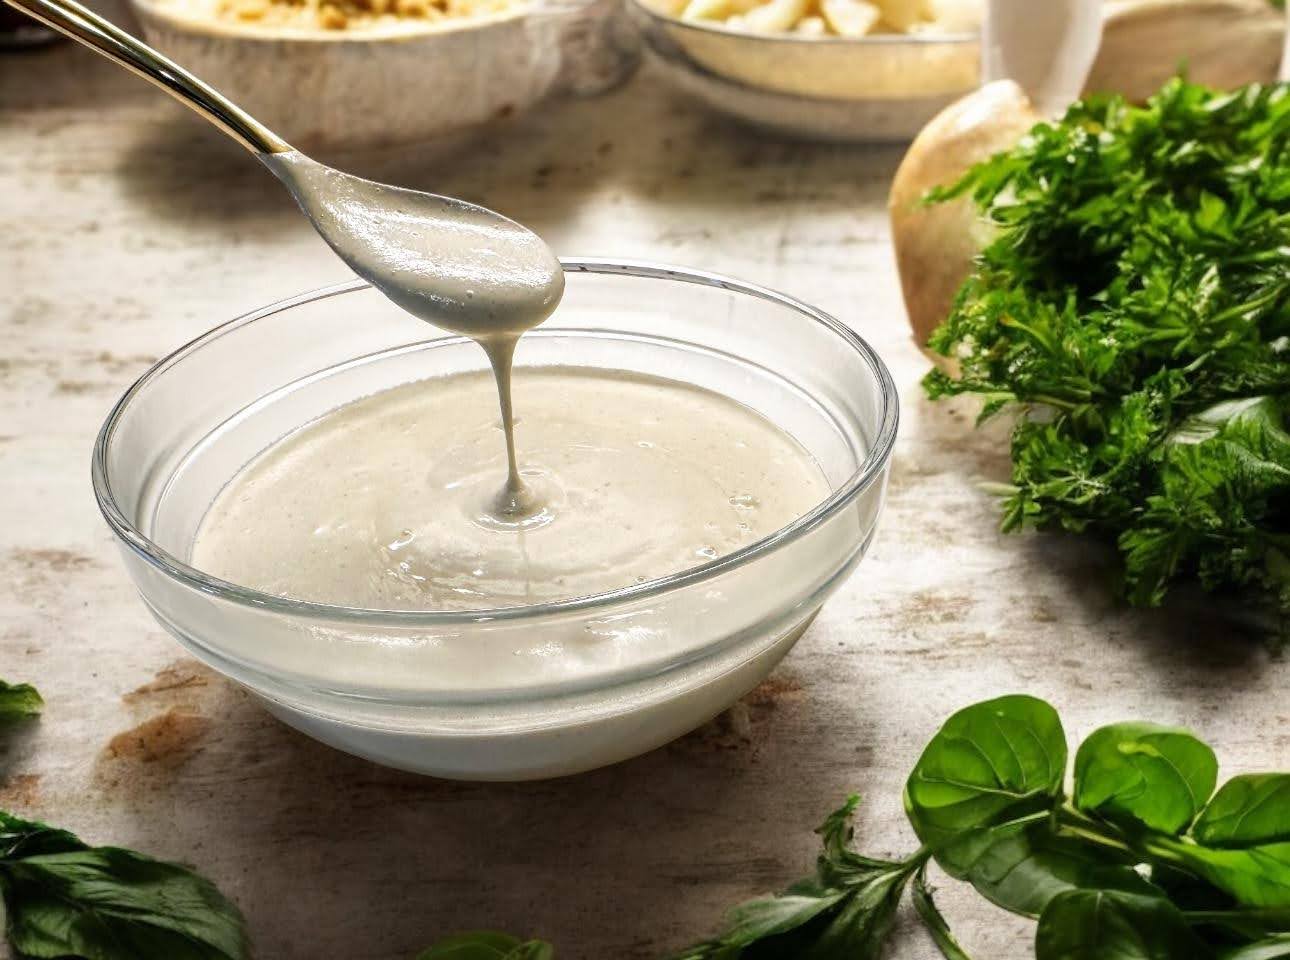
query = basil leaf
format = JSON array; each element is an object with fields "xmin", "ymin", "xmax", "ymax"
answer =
[
  {"xmin": 674, "ymin": 865, "xmax": 904, "ymax": 959},
  {"xmin": 1187, "ymin": 906, "xmax": 1290, "ymax": 944},
  {"xmin": 1160, "ymin": 839, "xmax": 1290, "ymax": 909},
  {"xmin": 937, "ymin": 816, "xmax": 1155, "ymax": 917},
  {"xmin": 0, "ymin": 681, "xmax": 42, "ymax": 723},
  {"xmin": 0, "ymin": 848, "xmax": 247, "ymax": 960},
  {"xmin": 905, "ymin": 696, "xmax": 1067, "ymax": 849},
  {"xmin": 1034, "ymin": 889, "xmax": 1214, "ymax": 960},
  {"xmin": 418, "ymin": 933, "xmax": 554, "ymax": 960},
  {"xmin": 795, "ymin": 867, "xmax": 909, "ymax": 960},
  {"xmin": 1223, "ymin": 935, "xmax": 1290, "ymax": 960},
  {"xmin": 675, "ymin": 798, "xmax": 913, "ymax": 959},
  {"xmin": 0, "ymin": 811, "xmax": 84, "ymax": 859},
  {"xmin": 1074, "ymin": 723, "xmax": 1217, "ymax": 834},
  {"xmin": 912, "ymin": 869, "xmax": 974, "ymax": 960},
  {"xmin": 682, "ymin": 891, "xmax": 847, "ymax": 957},
  {"xmin": 812, "ymin": 796, "xmax": 903, "ymax": 886},
  {"xmin": 417, "ymin": 933, "xmax": 527, "ymax": 959},
  {"xmin": 816, "ymin": 795, "xmax": 861, "ymax": 861},
  {"xmin": 1195, "ymin": 775, "xmax": 1290, "ymax": 848},
  {"xmin": 508, "ymin": 946, "xmax": 553, "ymax": 960}
]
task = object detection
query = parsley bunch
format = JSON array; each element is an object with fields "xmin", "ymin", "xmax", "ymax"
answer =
[{"xmin": 923, "ymin": 79, "xmax": 1290, "ymax": 634}]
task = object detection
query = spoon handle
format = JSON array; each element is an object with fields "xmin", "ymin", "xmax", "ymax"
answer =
[{"xmin": 3, "ymin": 0, "xmax": 290, "ymax": 154}]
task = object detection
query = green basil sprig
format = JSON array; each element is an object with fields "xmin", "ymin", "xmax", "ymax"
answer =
[
  {"xmin": 422, "ymin": 696, "xmax": 1290, "ymax": 959},
  {"xmin": 0, "ymin": 811, "xmax": 247, "ymax": 960},
  {"xmin": 417, "ymin": 932, "xmax": 555, "ymax": 959}
]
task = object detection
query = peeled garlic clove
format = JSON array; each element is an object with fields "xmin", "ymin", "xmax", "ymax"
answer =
[
  {"xmin": 795, "ymin": 13, "xmax": 829, "ymax": 33},
  {"xmin": 741, "ymin": 0, "xmax": 810, "ymax": 31},
  {"xmin": 875, "ymin": 0, "xmax": 928, "ymax": 31},
  {"xmin": 889, "ymin": 80, "xmax": 1041, "ymax": 358},
  {"xmin": 681, "ymin": 0, "xmax": 733, "ymax": 20},
  {"xmin": 923, "ymin": 0, "xmax": 982, "ymax": 32},
  {"xmin": 821, "ymin": 0, "xmax": 880, "ymax": 36},
  {"xmin": 1087, "ymin": 0, "xmax": 1284, "ymax": 103}
]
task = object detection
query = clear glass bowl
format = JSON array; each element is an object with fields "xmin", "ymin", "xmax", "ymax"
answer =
[{"xmin": 93, "ymin": 260, "xmax": 898, "ymax": 779}]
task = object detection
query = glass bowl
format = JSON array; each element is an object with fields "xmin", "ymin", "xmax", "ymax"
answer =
[
  {"xmin": 93, "ymin": 260, "xmax": 898, "ymax": 780},
  {"xmin": 628, "ymin": 0, "xmax": 980, "ymax": 142}
]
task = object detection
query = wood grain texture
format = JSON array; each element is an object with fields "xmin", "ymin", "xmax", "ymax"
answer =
[{"xmin": 2, "ymin": 44, "xmax": 1288, "ymax": 960}]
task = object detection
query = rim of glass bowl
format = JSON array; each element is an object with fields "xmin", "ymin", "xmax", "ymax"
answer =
[
  {"xmin": 628, "ymin": 0, "xmax": 978, "ymax": 46},
  {"xmin": 92, "ymin": 258, "xmax": 899, "ymax": 627}
]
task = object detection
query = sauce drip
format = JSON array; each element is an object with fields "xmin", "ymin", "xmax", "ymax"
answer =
[{"xmin": 263, "ymin": 151, "xmax": 564, "ymax": 514}]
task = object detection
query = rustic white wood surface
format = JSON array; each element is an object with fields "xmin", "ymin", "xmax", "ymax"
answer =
[{"xmin": 2, "ymin": 43, "xmax": 1288, "ymax": 960}]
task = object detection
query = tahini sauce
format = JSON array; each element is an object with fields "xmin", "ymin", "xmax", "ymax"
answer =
[{"xmin": 191, "ymin": 367, "xmax": 830, "ymax": 611}]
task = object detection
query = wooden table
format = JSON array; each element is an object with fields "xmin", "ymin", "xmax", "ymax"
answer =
[{"xmin": 2, "ymin": 42, "xmax": 1286, "ymax": 960}]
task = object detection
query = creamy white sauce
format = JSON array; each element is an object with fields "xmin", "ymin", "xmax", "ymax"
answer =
[{"xmin": 191, "ymin": 367, "xmax": 830, "ymax": 611}]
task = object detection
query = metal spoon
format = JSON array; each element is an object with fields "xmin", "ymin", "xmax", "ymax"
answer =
[{"xmin": 4, "ymin": 0, "xmax": 566, "ymax": 341}]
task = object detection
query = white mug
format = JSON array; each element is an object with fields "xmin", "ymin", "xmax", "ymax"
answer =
[
  {"xmin": 1282, "ymin": 1, "xmax": 1289, "ymax": 81},
  {"xmin": 982, "ymin": 0, "xmax": 1103, "ymax": 114}
]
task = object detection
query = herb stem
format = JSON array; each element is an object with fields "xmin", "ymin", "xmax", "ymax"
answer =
[
  {"xmin": 1052, "ymin": 805, "xmax": 1135, "ymax": 856},
  {"xmin": 1183, "ymin": 908, "xmax": 1290, "ymax": 925}
]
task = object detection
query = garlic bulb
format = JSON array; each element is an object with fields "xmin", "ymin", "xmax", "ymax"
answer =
[
  {"xmin": 888, "ymin": 80, "xmax": 1041, "ymax": 357},
  {"xmin": 891, "ymin": 0, "xmax": 1287, "ymax": 354}
]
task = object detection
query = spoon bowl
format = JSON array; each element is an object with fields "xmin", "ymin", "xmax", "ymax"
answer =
[{"xmin": 262, "ymin": 152, "xmax": 566, "ymax": 338}]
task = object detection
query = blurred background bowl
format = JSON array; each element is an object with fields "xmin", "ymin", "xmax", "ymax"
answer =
[
  {"xmin": 130, "ymin": 0, "xmax": 640, "ymax": 150},
  {"xmin": 629, "ymin": 0, "xmax": 980, "ymax": 142}
]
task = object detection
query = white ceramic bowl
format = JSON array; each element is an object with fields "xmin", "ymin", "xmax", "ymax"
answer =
[
  {"xmin": 93, "ymin": 261, "xmax": 897, "ymax": 780},
  {"xmin": 629, "ymin": 0, "xmax": 980, "ymax": 142},
  {"xmin": 131, "ymin": 0, "xmax": 639, "ymax": 149}
]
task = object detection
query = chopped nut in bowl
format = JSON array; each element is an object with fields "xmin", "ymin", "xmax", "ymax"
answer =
[
  {"xmin": 131, "ymin": 0, "xmax": 638, "ymax": 149},
  {"xmin": 206, "ymin": 0, "xmax": 518, "ymax": 32}
]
